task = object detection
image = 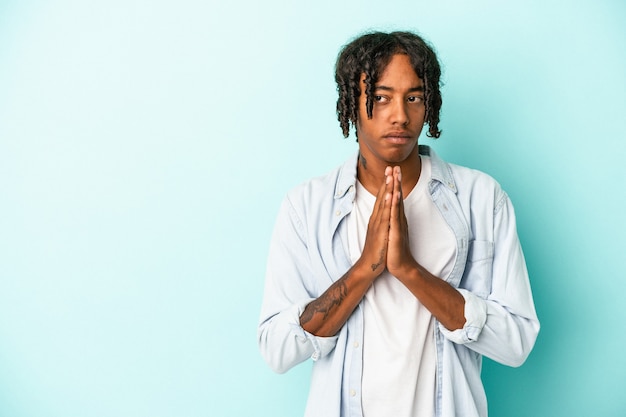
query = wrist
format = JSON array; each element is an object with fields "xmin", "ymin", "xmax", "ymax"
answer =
[
  {"xmin": 352, "ymin": 258, "xmax": 382, "ymax": 284},
  {"xmin": 390, "ymin": 259, "xmax": 422, "ymax": 283}
]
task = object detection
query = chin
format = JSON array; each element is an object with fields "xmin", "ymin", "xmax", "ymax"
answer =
[{"xmin": 385, "ymin": 146, "xmax": 418, "ymax": 164}]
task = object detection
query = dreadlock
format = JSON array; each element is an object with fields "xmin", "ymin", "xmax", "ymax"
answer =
[{"xmin": 335, "ymin": 31, "xmax": 442, "ymax": 139}]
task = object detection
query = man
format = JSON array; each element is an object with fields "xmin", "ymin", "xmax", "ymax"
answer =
[{"xmin": 258, "ymin": 31, "xmax": 539, "ymax": 417}]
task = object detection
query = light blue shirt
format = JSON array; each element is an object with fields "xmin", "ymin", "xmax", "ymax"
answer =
[{"xmin": 258, "ymin": 146, "xmax": 540, "ymax": 417}]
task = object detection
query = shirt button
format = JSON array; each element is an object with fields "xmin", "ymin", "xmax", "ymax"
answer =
[
  {"xmin": 350, "ymin": 389, "xmax": 356, "ymax": 397},
  {"xmin": 335, "ymin": 210, "xmax": 341, "ymax": 216},
  {"xmin": 311, "ymin": 352, "xmax": 320, "ymax": 360},
  {"xmin": 353, "ymin": 341, "xmax": 359, "ymax": 348}
]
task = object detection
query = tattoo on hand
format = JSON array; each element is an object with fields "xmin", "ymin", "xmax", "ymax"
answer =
[
  {"xmin": 371, "ymin": 248, "xmax": 385, "ymax": 271},
  {"xmin": 300, "ymin": 281, "xmax": 348, "ymax": 325}
]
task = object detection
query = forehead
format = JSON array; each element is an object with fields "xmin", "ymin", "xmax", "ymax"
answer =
[{"xmin": 375, "ymin": 54, "xmax": 422, "ymax": 87}]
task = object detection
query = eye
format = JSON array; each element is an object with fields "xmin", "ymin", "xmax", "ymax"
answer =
[
  {"xmin": 407, "ymin": 95, "xmax": 424, "ymax": 103},
  {"xmin": 374, "ymin": 95, "xmax": 386, "ymax": 102}
]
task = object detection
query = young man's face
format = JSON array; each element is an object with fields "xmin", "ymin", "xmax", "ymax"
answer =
[{"xmin": 356, "ymin": 54, "xmax": 426, "ymax": 167}]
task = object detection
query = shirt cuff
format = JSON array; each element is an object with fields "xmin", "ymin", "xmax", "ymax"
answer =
[
  {"xmin": 439, "ymin": 289, "xmax": 487, "ymax": 344},
  {"xmin": 291, "ymin": 299, "xmax": 339, "ymax": 361}
]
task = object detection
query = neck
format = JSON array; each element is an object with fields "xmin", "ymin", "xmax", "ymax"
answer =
[{"xmin": 357, "ymin": 150, "xmax": 422, "ymax": 196}]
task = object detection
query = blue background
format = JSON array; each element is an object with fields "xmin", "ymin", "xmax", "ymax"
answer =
[{"xmin": 1, "ymin": 0, "xmax": 625, "ymax": 416}]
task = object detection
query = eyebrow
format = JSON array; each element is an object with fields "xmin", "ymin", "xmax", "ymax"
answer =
[{"xmin": 375, "ymin": 85, "xmax": 425, "ymax": 93}]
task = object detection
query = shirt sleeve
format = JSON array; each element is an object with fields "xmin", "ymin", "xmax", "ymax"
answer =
[
  {"xmin": 257, "ymin": 196, "xmax": 339, "ymax": 374},
  {"xmin": 438, "ymin": 289, "xmax": 487, "ymax": 343},
  {"xmin": 439, "ymin": 192, "xmax": 540, "ymax": 367}
]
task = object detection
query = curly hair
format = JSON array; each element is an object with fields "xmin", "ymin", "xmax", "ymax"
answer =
[{"xmin": 335, "ymin": 31, "xmax": 442, "ymax": 139}]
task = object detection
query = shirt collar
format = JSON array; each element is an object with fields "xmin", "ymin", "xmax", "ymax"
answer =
[
  {"xmin": 419, "ymin": 145, "xmax": 458, "ymax": 193},
  {"xmin": 334, "ymin": 152, "xmax": 359, "ymax": 200},
  {"xmin": 333, "ymin": 145, "xmax": 458, "ymax": 199}
]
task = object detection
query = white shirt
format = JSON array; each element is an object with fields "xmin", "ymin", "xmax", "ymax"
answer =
[{"xmin": 347, "ymin": 157, "xmax": 456, "ymax": 416}]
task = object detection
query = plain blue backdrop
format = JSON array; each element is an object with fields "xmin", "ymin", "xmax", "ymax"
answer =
[{"xmin": 1, "ymin": 0, "xmax": 625, "ymax": 416}]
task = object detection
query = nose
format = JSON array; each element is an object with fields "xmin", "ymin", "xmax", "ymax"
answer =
[{"xmin": 390, "ymin": 100, "xmax": 409, "ymax": 126}]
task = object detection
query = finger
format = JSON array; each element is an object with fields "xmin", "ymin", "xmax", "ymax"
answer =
[
  {"xmin": 370, "ymin": 177, "xmax": 387, "ymax": 222},
  {"xmin": 390, "ymin": 167, "xmax": 408, "ymax": 236},
  {"xmin": 384, "ymin": 167, "xmax": 393, "ymax": 213},
  {"xmin": 383, "ymin": 166, "xmax": 393, "ymax": 204},
  {"xmin": 390, "ymin": 166, "xmax": 402, "ymax": 218},
  {"xmin": 393, "ymin": 167, "xmax": 408, "ymax": 230},
  {"xmin": 367, "ymin": 168, "xmax": 393, "ymax": 233},
  {"xmin": 380, "ymin": 168, "xmax": 394, "ymax": 215},
  {"xmin": 394, "ymin": 166, "xmax": 402, "ymax": 202}
]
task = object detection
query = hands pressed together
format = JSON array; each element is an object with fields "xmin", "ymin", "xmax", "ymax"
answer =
[{"xmin": 358, "ymin": 166, "xmax": 418, "ymax": 283}]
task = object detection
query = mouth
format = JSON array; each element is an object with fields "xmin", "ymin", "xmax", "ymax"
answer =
[{"xmin": 383, "ymin": 132, "xmax": 414, "ymax": 144}]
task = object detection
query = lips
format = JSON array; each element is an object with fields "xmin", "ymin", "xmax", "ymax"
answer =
[
  {"xmin": 383, "ymin": 131, "xmax": 413, "ymax": 143},
  {"xmin": 384, "ymin": 131, "xmax": 411, "ymax": 138}
]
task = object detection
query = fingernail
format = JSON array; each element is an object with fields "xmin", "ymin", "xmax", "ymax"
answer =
[{"xmin": 386, "ymin": 175, "xmax": 392, "ymax": 184}]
